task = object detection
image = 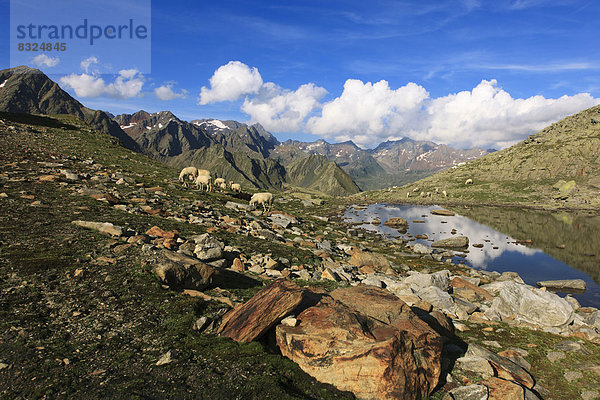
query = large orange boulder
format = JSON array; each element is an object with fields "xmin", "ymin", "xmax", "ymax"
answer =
[{"xmin": 276, "ymin": 286, "xmax": 442, "ymax": 400}]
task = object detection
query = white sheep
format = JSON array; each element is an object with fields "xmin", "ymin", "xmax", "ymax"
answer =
[
  {"xmin": 219, "ymin": 181, "xmax": 227, "ymax": 189},
  {"xmin": 195, "ymin": 174, "xmax": 212, "ymax": 192},
  {"xmin": 249, "ymin": 192, "xmax": 273, "ymax": 213},
  {"xmin": 406, "ymin": 192, "xmax": 410, "ymax": 198},
  {"xmin": 465, "ymin": 178, "xmax": 473, "ymax": 185},
  {"xmin": 214, "ymin": 177, "xmax": 226, "ymax": 187},
  {"xmin": 230, "ymin": 183, "xmax": 242, "ymax": 193},
  {"xmin": 178, "ymin": 166, "xmax": 198, "ymax": 187},
  {"xmin": 442, "ymin": 190, "xmax": 448, "ymax": 197}
]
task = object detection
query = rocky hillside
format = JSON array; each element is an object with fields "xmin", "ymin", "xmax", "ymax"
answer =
[
  {"xmin": 271, "ymin": 137, "xmax": 492, "ymax": 191},
  {"xmin": 284, "ymin": 154, "xmax": 361, "ymax": 196},
  {"xmin": 0, "ymin": 66, "xmax": 139, "ymax": 152},
  {"xmin": 2, "ymin": 111, "xmax": 599, "ymax": 400},
  {"xmin": 363, "ymin": 104, "xmax": 600, "ymax": 210}
]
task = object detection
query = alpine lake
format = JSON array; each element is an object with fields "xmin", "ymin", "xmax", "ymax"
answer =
[{"xmin": 343, "ymin": 204, "xmax": 600, "ymax": 308}]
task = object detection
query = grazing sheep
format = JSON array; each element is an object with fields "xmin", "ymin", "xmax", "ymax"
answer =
[
  {"xmin": 420, "ymin": 191, "xmax": 425, "ymax": 198},
  {"xmin": 230, "ymin": 183, "xmax": 242, "ymax": 193},
  {"xmin": 412, "ymin": 187, "xmax": 420, "ymax": 193},
  {"xmin": 465, "ymin": 178, "xmax": 473, "ymax": 185},
  {"xmin": 219, "ymin": 181, "xmax": 227, "ymax": 189},
  {"xmin": 178, "ymin": 166, "xmax": 198, "ymax": 186},
  {"xmin": 250, "ymin": 192, "xmax": 273, "ymax": 213},
  {"xmin": 195, "ymin": 174, "xmax": 212, "ymax": 192},
  {"xmin": 214, "ymin": 177, "xmax": 226, "ymax": 187},
  {"xmin": 442, "ymin": 190, "xmax": 448, "ymax": 197},
  {"xmin": 426, "ymin": 192, "xmax": 432, "ymax": 198},
  {"xmin": 406, "ymin": 192, "xmax": 410, "ymax": 198}
]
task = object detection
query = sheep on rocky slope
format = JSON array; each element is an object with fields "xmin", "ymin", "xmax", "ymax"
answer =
[{"xmin": 249, "ymin": 192, "xmax": 272, "ymax": 213}]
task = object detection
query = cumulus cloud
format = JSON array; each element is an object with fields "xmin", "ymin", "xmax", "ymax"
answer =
[
  {"xmin": 154, "ymin": 83, "xmax": 188, "ymax": 100},
  {"xmin": 241, "ymin": 82, "xmax": 327, "ymax": 132},
  {"xmin": 420, "ymin": 79, "xmax": 599, "ymax": 149},
  {"xmin": 31, "ymin": 54, "xmax": 59, "ymax": 68},
  {"xmin": 306, "ymin": 79, "xmax": 429, "ymax": 146},
  {"xmin": 60, "ymin": 68, "xmax": 144, "ymax": 99},
  {"xmin": 198, "ymin": 61, "xmax": 263, "ymax": 105},
  {"xmin": 199, "ymin": 61, "xmax": 600, "ymax": 149},
  {"xmin": 306, "ymin": 78, "xmax": 599, "ymax": 149}
]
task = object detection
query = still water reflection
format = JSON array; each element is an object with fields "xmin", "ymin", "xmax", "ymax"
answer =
[{"xmin": 343, "ymin": 204, "xmax": 600, "ymax": 308}]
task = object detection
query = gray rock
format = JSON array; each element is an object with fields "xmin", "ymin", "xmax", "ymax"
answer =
[
  {"xmin": 488, "ymin": 281, "xmax": 574, "ymax": 328},
  {"xmin": 582, "ymin": 390, "xmax": 600, "ymax": 400},
  {"xmin": 225, "ymin": 201, "xmax": 252, "ymax": 211},
  {"xmin": 192, "ymin": 233, "xmax": 224, "ymax": 261},
  {"xmin": 417, "ymin": 286, "xmax": 459, "ymax": 316},
  {"xmin": 432, "ymin": 236, "xmax": 469, "ymax": 248},
  {"xmin": 269, "ymin": 214, "xmax": 297, "ymax": 229},
  {"xmin": 405, "ymin": 270, "xmax": 451, "ymax": 291},
  {"xmin": 446, "ymin": 384, "xmax": 488, "ymax": 400},
  {"xmin": 455, "ymin": 356, "xmax": 494, "ymax": 378},
  {"xmin": 193, "ymin": 316, "xmax": 209, "ymax": 331},
  {"xmin": 546, "ymin": 351, "xmax": 566, "ymax": 362},
  {"xmin": 60, "ymin": 169, "xmax": 80, "ymax": 181},
  {"xmin": 536, "ymin": 279, "xmax": 586, "ymax": 292},
  {"xmin": 564, "ymin": 370, "xmax": 583, "ymax": 382},
  {"xmin": 586, "ymin": 310, "xmax": 600, "ymax": 329},
  {"xmin": 412, "ymin": 243, "xmax": 432, "ymax": 254}
]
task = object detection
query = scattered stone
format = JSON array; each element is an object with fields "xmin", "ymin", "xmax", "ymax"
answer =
[
  {"xmin": 455, "ymin": 356, "xmax": 495, "ymax": 379},
  {"xmin": 444, "ymin": 384, "xmax": 488, "ymax": 400},
  {"xmin": 405, "ymin": 270, "xmax": 451, "ymax": 291},
  {"xmin": 217, "ymin": 279, "xmax": 306, "ymax": 343},
  {"xmin": 432, "ymin": 236, "xmax": 469, "ymax": 248},
  {"xmin": 413, "ymin": 243, "xmax": 433, "ymax": 254},
  {"xmin": 488, "ymin": 281, "xmax": 574, "ymax": 328},
  {"xmin": 383, "ymin": 217, "xmax": 408, "ymax": 229},
  {"xmin": 564, "ymin": 370, "xmax": 583, "ymax": 382},
  {"xmin": 280, "ymin": 315, "xmax": 297, "ymax": 327},
  {"xmin": 156, "ymin": 350, "xmax": 177, "ymax": 366},
  {"xmin": 498, "ymin": 350, "xmax": 531, "ymax": 371},
  {"xmin": 536, "ymin": 279, "xmax": 586, "ymax": 292},
  {"xmin": 145, "ymin": 226, "xmax": 178, "ymax": 239},
  {"xmin": 481, "ymin": 377, "xmax": 524, "ymax": 400},
  {"xmin": 72, "ymin": 220, "xmax": 123, "ymax": 237},
  {"xmin": 431, "ymin": 209, "xmax": 455, "ymax": 216},
  {"xmin": 452, "ymin": 277, "xmax": 494, "ymax": 302},
  {"xmin": 349, "ymin": 250, "xmax": 392, "ymax": 270},
  {"xmin": 582, "ymin": 390, "xmax": 600, "ymax": 400},
  {"xmin": 192, "ymin": 233, "xmax": 224, "ymax": 262},
  {"xmin": 482, "ymin": 340, "xmax": 502, "ymax": 349},
  {"xmin": 466, "ymin": 344, "xmax": 535, "ymax": 389}
]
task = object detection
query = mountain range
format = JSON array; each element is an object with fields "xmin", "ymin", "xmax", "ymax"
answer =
[{"xmin": 0, "ymin": 65, "xmax": 493, "ymax": 195}]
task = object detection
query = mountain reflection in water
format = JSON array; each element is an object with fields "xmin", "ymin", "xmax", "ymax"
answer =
[{"xmin": 343, "ymin": 204, "xmax": 600, "ymax": 308}]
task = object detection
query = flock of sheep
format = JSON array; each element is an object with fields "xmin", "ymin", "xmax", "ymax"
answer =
[{"xmin": 178, "ymin": 166, "xmax": 273, "ymax": 212}]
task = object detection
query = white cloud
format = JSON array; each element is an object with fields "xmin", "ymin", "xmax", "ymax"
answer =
[
  {"xmin": 241, "ymin": 82, "xmax": 327, "ymax": 132},
  {"xmin": 60, "ymin": 68, "xmax": 144, "ymax": 99},
  {"xmin": 154, "ymin": 83, "xmax": 188, "ymax": 100},
  {"xmin": 199, "ymin": 61, "xmax": 600, "ymax": 149},
  {"xmin": 421, "ymin": 79, "xmax": 599, "ymax": 149},
  {"xmin": 306, "ymin": 79, "xmax": 599, "ymax": 149},
  {"xmin": 198, "ymin": 61, "xmax": 263, "ymax": 105},
  {"xmin": 306, "ymin": 79, "xmax": 429, "ymax": 147},
  {"xmin": 31, "ymin": 54, "xmax": 59, "ymax": 68},
  {"xmin": 80, "ymin": 56, "xmax": 99, "ymax": 73}
]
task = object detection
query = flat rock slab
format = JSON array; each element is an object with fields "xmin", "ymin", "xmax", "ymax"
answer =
[
  {"xmin": 216, "ymin": 279, "xmax": 306, "ymax": 343},
  {"xmin": 383, "ymin": 217, "xmax": 409, "ymax": 228},
  {"xmin": 276, "ymin": 285, "xmax": 442, "ymax": 400},
  {"xmin": 349, "ymin": 250, "xmax": 392, "ymax": 270},
  {"xmin": 536, "ymin": 279, "xmax": 586, "ymax": 292},
  {"xmin": 467, "ymin": 344, "xmax": 535, "ymax": 389},
  {"xmin": 432, "ymin": 236, "xmax": 469, "ymax": 248},
  {"xmin": 431, "ymin": 209, "xmax": 455, "ymax": 216},
  {"xmin": 482, "ymin": 377, "xmax": 524, "ymax": 400}
]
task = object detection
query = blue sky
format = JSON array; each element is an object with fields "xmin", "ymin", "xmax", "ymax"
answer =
[{"xmin": 1, "ymin": 0, "xmax": 599, "ymax": 149}]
